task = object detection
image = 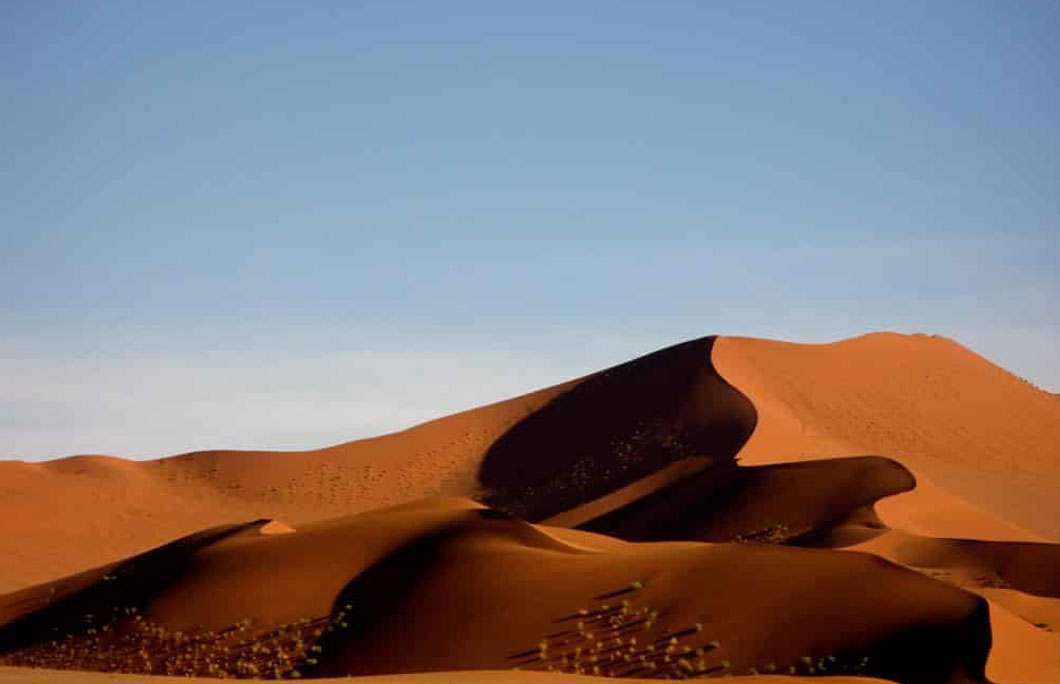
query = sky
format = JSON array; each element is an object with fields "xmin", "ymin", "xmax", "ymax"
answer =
[{"xmin": 2, "ymin": 0, "xmax": 1058, "ymax": 461}]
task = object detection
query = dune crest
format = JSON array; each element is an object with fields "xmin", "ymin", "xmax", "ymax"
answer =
[
  {"xmin": 0, "ymin": 501, "xmax": 992, "ymax": 684},
  {"xmin": 258, "ymin": 520, "xmax": 295, "ymax": 535},
  {"xmin": 0, "ymin": 379, "xmax": 571, "ymax": 593},
  {"xmin": 2, "ymin": 331, "xmax": 1059, "ymax": 683},
  {"xmin": 712, "ymin": 333, "xmax": 1060, "ymax": 541}
]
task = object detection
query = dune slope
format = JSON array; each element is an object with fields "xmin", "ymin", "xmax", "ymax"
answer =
[
  {"xmin": 0, "ymin": 380, "xmax": 571, "ymax": 594},
  {"xmin": 575, "ymin": 455, "xmax": 912, "ymax": 544},
  {"xmin": 0, "ymin": 500, "xmax": 991, "ymax": 684},
  {"xmin": 0, "ymin": 667, "xmax": 888, "ymax": 684},
  {"xmin": 2, "ymin": 331, "xmax": 1059, "ymax": 684},
  {"xmin": 478, "ymin": 336, "xmax": 756, "ymax": 520},
  {"xmin": 1, "ymin": 337, "xmax": 758, "ymax": 594},
  {"xmin": 712, "ymin": 333, "xmax": 1060, "ymax": 540}
]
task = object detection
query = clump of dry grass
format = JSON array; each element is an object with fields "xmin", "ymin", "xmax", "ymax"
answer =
[
  {"xmin": 730, "ymin": 523, "xmax": 803, "ymax": 544},
  {"xmin": 507, "ymin": 580, "xmax": 731, "ymax": 679},
  {"xmin": 506, "ymin": 581, "xmax": 876, "ymax": 679}
]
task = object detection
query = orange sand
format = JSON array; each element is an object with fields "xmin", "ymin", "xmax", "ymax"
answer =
[
  {"xmin": 1, "ymin": 332, "xmax": 1058, "ymax": 683},
  {"xmin": 712, "ymin": 333, "xmax": 1060, "ymax": 540}
]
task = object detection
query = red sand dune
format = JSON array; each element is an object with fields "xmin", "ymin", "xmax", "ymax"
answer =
[
  {"xmin": 0, "ymin": 336, "xmax": 756, "ymax": 594},
  {"xmin": 1, "ymin": 332, "xmax": 1058, "ymax": 683},
  {"xmin": 712, "ymin": 333, "xmax": 1060, "ymax": 541},
  {"xmin": 0, "ymin": 501, "xmax": 992, "ymax": 683},
  {"xmin": 0, "ymin": 668, "xmax": 885, "ymax": 684},
  {"xmin": 0, "ymin": 379, "xmax": 573, "ymax": 594}
]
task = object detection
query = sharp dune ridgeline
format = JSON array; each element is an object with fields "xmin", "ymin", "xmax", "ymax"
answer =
[{"xmin": 1, "ymin": 333, "xmax": 1059, "ymax": 684}]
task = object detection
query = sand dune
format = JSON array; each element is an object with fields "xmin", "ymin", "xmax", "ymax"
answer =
[
  {"xmin": 1, "ymin": 500, "xmax": 991, "ymax": 683},
  {"xmin": 2, "ymin": 331, "xmax": 1059, "ymax": 683},
  {"xmin": 853, "ymin": 531, "xmax": 1060, "ymax": 598},
  {"xmin": 712, "ymin": 333, "xmax": 1060, "ymax": 540},
  {"xmin": 981, "ymin": 600, "xmax": 1060, "ymax": 683},
  {"xmin": 0, "ymin": 336, "xmax": 754, "ymax": 594},
  {"xmin": 477, "ymin": 337, "xmax": 755, "ymax": 521},
  {"xmin": 0, "ymin": 378, "xmax": 573, "ymax": 594},
  {"xmin": 574, "ymin": 455, "xmax": 911, "ymax": 544},
  {"xmin": 0, "ymin": 668, "xmax": 887, "ymax": 684}
]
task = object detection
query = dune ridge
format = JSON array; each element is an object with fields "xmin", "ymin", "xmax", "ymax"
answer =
[
  {"xmin": 0, "ymin": 336, "xmax": 754, "ymax": 594},
  {"xmin": 2, "ymin": 331, "xmax": 1059, "ymax": 683},
  {"xmin": 0, "ymin": 379, "xmax": 573, "ymax": 594},
  {"xmin": 0, "ymin": 499, "xmax": 993, "ymax": 683},
  {"xmin": 711, "ymin": 333, "xmax": 1060, "ymax": 541}
]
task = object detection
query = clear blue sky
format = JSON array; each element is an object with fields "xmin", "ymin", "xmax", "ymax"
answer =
[{"xmin": 3, "ymin": 1, "xmax": 1058, "ymax": 460}]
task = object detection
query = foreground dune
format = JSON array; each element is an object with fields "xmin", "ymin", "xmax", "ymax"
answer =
[
  {"xmin": 0, "ymin": 667, "xmax": 887, "ymax": 684},
  {"xmin": 1, "ymin": 500, "xmax": 993, "ymax": 683},
  {"xmin": 1, "ymin": 332, "xmax": 1058, "ymax": 683}
]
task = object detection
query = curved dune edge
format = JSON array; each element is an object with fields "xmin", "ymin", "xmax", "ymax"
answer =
[
  {"xmin": 12, "ymin": 331, "xmax": 1032, "ymax": 594},
  {"xmin": 711, "ymin": 333, "xmax": 1060, "ymax": 683},
  {"xmin": 975, "ymin": 588, "xmax": 1060, "ymax": 631},
  {"xmin": 1, "ymin": 331, "xmax": 1057, "ymax": 683},
  {"xmin": 0, "ymin": 377, "xmax": 577, "ymax": 594},
  {"xmin": 574, "ymin": 455, "xmax": 914, "ymax": 545},
  {"xmin": 711, "ymin": 333, "xmax": 1059, "ymax": 541},
  {"xmin": 1, "ymin": 499, "xmax": 991, "ymax": 684},
  {"xmin": 983, "ymin": 600, "xmax": 1060, "ymax": 683},
  {"xmin": 477, "ymin": 336, "xmax": 756, "ymax": 521},
  {"xmin": 850, "ymin": 531, "xmax": 1060, "ymax": 683},
  {"xmin": 0, "ymin": 336, "xmax": 759, "ymax": 594}
]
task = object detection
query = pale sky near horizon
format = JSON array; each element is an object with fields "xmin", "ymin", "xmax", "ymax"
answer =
[{"xmin": 3, "ymin": 1, "xmax": 1058, "ymax": 461}]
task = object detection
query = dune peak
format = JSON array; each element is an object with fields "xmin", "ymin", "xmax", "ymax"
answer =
[{"xmin": 259, "ymin": 520, "xmax": 296, "ymax": 535}]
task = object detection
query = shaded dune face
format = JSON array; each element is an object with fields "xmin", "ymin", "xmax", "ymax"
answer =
[
  {"xmin": 578, "ymin": 456, "xmax": 915, "ymax": 544},
  {"xmin": 4, "ymin": 332, "xmax": 1058, "ymax": 683},
  {"xmin": 711, "ymin": 333, "xmax": 1060, "ymax": 541},
  {"xmin": 295, "ymin": 511, "xmax": 990, "ymax": 684},
  {"xmin": 0, "ymin": 373, "xmax": 570, "ymax": 594},
  {"xmin": 0, "ymin": 503, "xmax": 993, "ymax": 684},
  {"xmin": 0, "ymin": 522, "xmax": 261, "ymax": 653},
  {"xmin": 478, "ymin": 336, "xmax": 758, "ymax": 521},
  {"xmin": 476, "ymin": 336, "xmax": 918, "ymax": 552},
  {"xmin": 883, "ymin": 536, "xmax": 1060, "ymax": 599}
]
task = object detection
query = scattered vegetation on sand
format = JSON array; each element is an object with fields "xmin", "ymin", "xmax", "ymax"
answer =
[
  {"xmin": 730, "ymin": 523, "xmax": 802, "ymax": 544},
  {"xmin": 0, "ymin": 603, "xmax": 355, "ymax": 679},
  {"xmin": 506, "ymin": 580, "xmax": 874, "ymax": 679},
  {"xmin": 973, "ymin": 573, "xmax": 1012, "ymax": 589},
  {"xmin": 506, "ymin": 580, "xmax": 730, "ymax": 679}
]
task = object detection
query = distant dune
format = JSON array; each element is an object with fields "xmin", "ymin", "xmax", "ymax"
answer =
[
  {"xmin": 0, "ymin": 376, "xmax": 574, "ymax": 593},
  {"xmin": 1, "ymin": 332, "xmax": 1058, "ymax": 683}
]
